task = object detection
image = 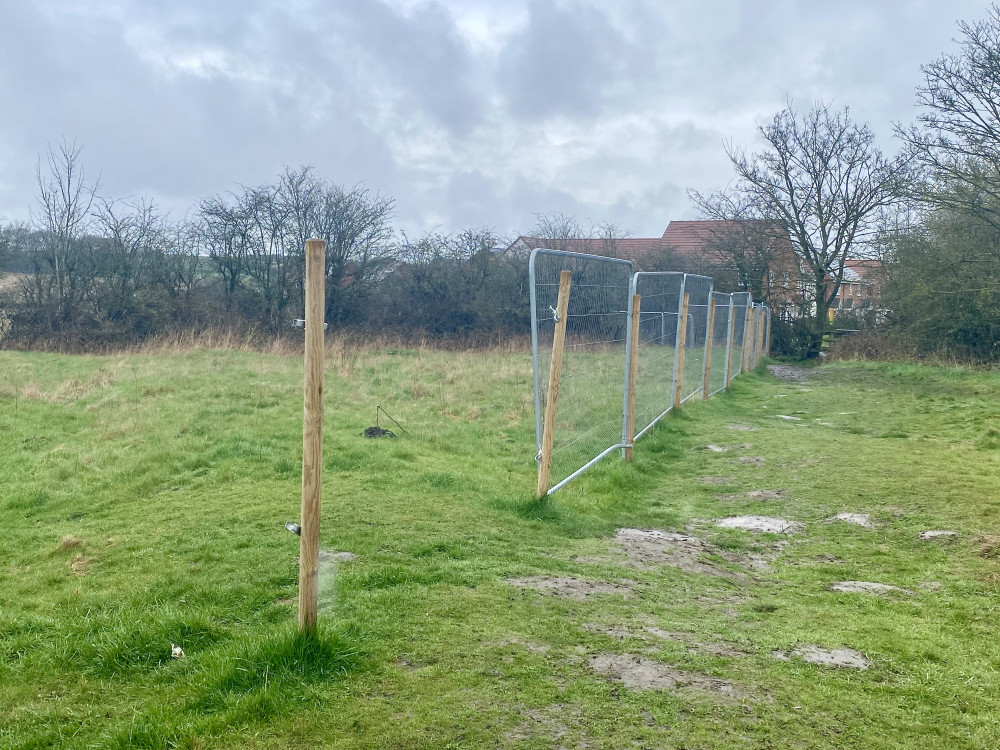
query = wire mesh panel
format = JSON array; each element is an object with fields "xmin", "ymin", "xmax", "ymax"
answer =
[
  {"xmin": 679, "ymin": 274, "xmax": 713, "ymax": 404},
  {"xmin": 730, "ymin": 292, "xmax": 752, "ymax": 373},
  {"xmin": 630, "ymin": 272, "xmax": 684, "ymax": 441},
  {"xmin": 530, "ymin": 249, "xmax": 634, "ymax": 493},
  {"xmin": 709, "ymin": 291, "xmax": 732, "ymax": 396}
]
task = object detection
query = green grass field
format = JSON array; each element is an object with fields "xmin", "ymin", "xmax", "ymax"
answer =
[{"xmin": 2, "ymin": 344, "xmax": 1000, "ymax": 748}]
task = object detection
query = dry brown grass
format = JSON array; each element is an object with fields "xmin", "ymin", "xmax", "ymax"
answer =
[{"xmin": 59, "ymin": 535, "xmax": 85, "ymax": 550}]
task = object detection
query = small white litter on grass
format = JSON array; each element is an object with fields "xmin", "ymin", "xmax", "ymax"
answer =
[
  {"xmin": 920, "ymin": 530, "xmax": 958, "ymax": 541},
  {"xmin": 831, "ymin": 581, "xmax": 912, "ymax": 595},
  {"xmin": 772, "ymin": 646, "xmax": 869, "ymax": 670},
  {"xmin": 171, "ymin": 644, "xmax": 185, "ymax": 659},
  {"xmin": 829, "ymin": 513, "xmax": 873, "ymax": 528},
  {"xmin": 715, "ymin": 516, "xmax": 803, "ymax": 534}
]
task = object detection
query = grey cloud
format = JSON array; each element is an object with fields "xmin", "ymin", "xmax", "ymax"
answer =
[{"xmin": 497, "ymin": 0, "xmax": 630, "ymax": 120}]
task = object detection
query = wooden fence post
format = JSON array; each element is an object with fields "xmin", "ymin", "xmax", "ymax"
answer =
[
  {"xmin": 536, "ymin": 270, "xmax": 572, "ymax": 498},
  {"xmin": 625, "ymin": 294, "xmax": 641, "ymax": 462},
  {"xmin": 299, "ymin": 238, "xmax": 326, "ymax": 634},
  {"xmin": 673, "ymin": 293, "xmax": 690, "ymax": 409},
  {"xmin": 702, "ymin": 298, "xmax": 716, "ymax": 399},
  {"xmin": 725, "ymin": 311, "xmax": 737, "ymax": 389},
  {"xmin": 741, "ymin": 309, "xmax": 753, "ymax": 373}
]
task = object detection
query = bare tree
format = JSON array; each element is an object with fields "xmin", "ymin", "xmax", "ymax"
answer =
[
  {"xmin": 94, "ymin": 197, "xmax": 165, "ymax": 326},
  {"xmin": 706, "ymin": 102, "xmax": 909, "ymax": 348},
  {"xmin": 898, "ymin": 5, "xmax": 1000, "ymax": 230},
  {"xmin": 30, "ymin": 141, "xmax": 100, "ymax": 329}
]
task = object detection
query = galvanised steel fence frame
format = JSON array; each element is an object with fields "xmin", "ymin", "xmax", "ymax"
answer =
[
  {"xmin": 531, "ymin": 251, "xmax": 769, "ymax": 496},
  {"xmin": 530, "ymin": 249, "xmax": 635, "ymax": 495}
]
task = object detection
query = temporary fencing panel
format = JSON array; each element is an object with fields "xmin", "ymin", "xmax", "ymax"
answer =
[
  {"xmin": 730, "ymin": 292, "xmax": 752, "ymax": 373},
  {"xmin": 531, "ymin": 251, "xmax": 768, "ymax": 495},
  {"xmin": 708, "ymin": 291, "xmax": 732, "ymax": 397},
  {"xmin": 629, "ymin": 272, "xmax": 684, "ymax": 442},
  {"xmin": 678, "ymin": 274, "xmax": 713, "ymax": 405},
  {"xmin": 530, "ymin": 249, "xmax": 634, "ymax": 493}
]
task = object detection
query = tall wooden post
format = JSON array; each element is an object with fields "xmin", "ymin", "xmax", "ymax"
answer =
[
  {"xmin": 624, "ymin": 294, "xmax": 641, "ymax": 462},
  {"xmin": 673, "ymin": 293, "xmax": 690, "ymax": 409},
  {"xmin": 741, "ymin": 309, "xmax": 753, "ymax": 373},
  {"xmin": 299, "ymin": 238, "xmax": 326, "ymax": 634},
  {"xmin": 725, "ymin": 311, "xmax": 737, "ymax": 389},
  {"xmin": 757, "ymin": 308, "xmax": 766, "ymax": 364},
  {"xmin": 537, "ymin": 271, "xmax": 572, "ymax": 498},
  {"xmin": 702, "ymin": 298, "xmax": 716, "ymax": 399}
]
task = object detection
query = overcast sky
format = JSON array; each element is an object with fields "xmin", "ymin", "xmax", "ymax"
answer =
[{"xmin": 0, "ymin": 0, "xmax": 991, "ymax": 238}]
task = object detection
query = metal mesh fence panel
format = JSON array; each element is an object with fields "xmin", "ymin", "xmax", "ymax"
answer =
[
  {"xmin": 530, "ymin": 249, "xmax": 634, "ymax": 492},
  {"xmin": 630, "ymin": 272, "xmax": 684, "ymax": 441},
  {"xmin": 679, "ymin": 274, "xmax": 713, "ymax": 405},
  {"xmin": 730, "ymin": 292, "xmax": 752, "ymax": 373},
  {"xmin": 709, "ymin": 291, "xmax": 732, "ymax": 397}
]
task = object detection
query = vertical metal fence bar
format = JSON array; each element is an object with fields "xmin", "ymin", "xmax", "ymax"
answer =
[{"xmin": 621, "ymin": 273, "xmax": 639, "ymax": 458}]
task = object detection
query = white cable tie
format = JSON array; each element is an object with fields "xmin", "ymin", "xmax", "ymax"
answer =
[{"xmin": 549, "ymin": 305, "xmax": 559, "ymax": 322}]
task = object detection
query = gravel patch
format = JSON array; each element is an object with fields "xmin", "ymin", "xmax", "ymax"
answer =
[
  {"xmin": 829, "ymin": 513, "xmax": 874, "ymax": 528},
  {"xmin": 588, "ymin": 653, "xmax": 743, "ymax": 698},
  {"xmin": 507, "ymin": 576, "xmax": 635, "ymax": 600},
  {"xmin": 715, "ymin": 516, "xmax": 804, "ymax": 534},
  {"xmin": 772, "ymin": 645, "xmax": 870, "ymax": 669},
  {"xmin": 830, "ymin": 580, "xmax": 913, "ymax": 595},
  {"xmin": 767, "ymin": 365, "xmax": 811, "ymax": 382},
  {"xmin": 920, "ymin": 530, "xmax": 958, "ymax": 541}
]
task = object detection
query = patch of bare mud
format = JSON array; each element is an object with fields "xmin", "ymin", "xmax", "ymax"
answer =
[
  {"xmin": 772, "ymin": 645, "xmax": 869, "ymax": 669},
  {"xmin": 747, "ymin": 489, "xmax": 787, "ymax": 501},
  {"xmin": 588, "ymin": 653, "xmax": 743, "ymax": 698},
  {"xmin": 726, "ymin": 424, "xmax": 758, "ymax": 432},
  {"xmin": 829, "ymin": 513, "xmax": 874, "ymax": 528},
  {"xmin": 705, "ymin": 444, "xmax": 729, "ymax": 453},
  {"xmin": 715, "ymin": 516, "xmax": 804, "ymax": 534},
  {"xmin": 507, "ymin": 576, "xmax": 635, "ymax": 600},
  {"xmin": 614, "ymin": 528, "xmax": 777, "ymax": 578},
  {"xmin": 737, "ymin": 456, "xmax": 765, "ymax": 465},
  {"xmin": 767, "ymin": 365, "xmax": 810, "ymax": 382},
  {"xmin": 830, "ymin": 581, "xmax": 913, "ymax": 595}
]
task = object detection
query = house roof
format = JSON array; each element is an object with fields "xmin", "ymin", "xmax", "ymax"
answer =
[{"xmin": 513, "ymin": 219, "xmax": 797, "ymax": 269}]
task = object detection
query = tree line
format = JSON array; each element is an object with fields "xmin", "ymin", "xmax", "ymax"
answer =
[{"xmin": 0, "ymin": 156, "xmax": 536, "ymax": 348}]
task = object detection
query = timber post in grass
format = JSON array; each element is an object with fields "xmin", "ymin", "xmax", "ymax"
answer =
[
  {"xmin": 673, "ymin": 293, "xmax": 690, "ymax": 409},
  {"xmin": 299, "ymin": 238, "xmax": 326, "ymax": 634},
  {"xmin": 536, "ymin": 270, "xmax": 572, "ymax": 498},
  {"xmin": 702, "ymin": 298, "xmax": 716, "ymax": 399},
  {"xmin": 725, "ymin": 308, "xmax": 737, "ymax": 389},
  {"xmin": 624, "ymin": 293, "xmax": 641, "ymax": 462},
  {"xmin": 741, "ymin": 308, "xmax": 753, "ymax": 373}
]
